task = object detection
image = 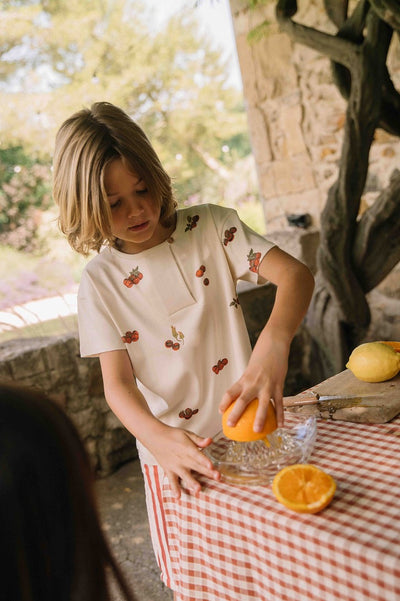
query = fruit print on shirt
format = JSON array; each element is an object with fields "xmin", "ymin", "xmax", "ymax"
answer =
[
  {"xmin": 212, "ymin": 357, "xmax": 228, "ymax": 374},
  {"xmin": 179, "ymin": 407, "xmax": 199, "ymax": 420},
  {"xmin": 185, "ymin": 214, "xmax": 200, "ymax": 231},
  {"xmin": 247, "ymin": 249, "xmax": 262, "ymax": 273},
  {"xmin": 122, "ymin": 330, "xmax": 139, "ymax": 343},
  {"xmin": 165, "ymin": 325, "xmax": 184, "ymax": 351},
  {"xmin": 195, "ymin": 264, "xmax": 209, "ymax": 286},
  {"xmin": 223, "ymin": 226, "xmax": 237, "ymax": 246},
  {"xmin": 123, "ymin": 266, "xmax": 144, "ymax": 287}
]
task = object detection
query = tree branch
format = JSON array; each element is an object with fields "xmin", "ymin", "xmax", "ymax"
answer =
[
  {"xmin": 354, "ymin": 169, "xmax": 400, "ymax": 291},
  {"xmin": 369, "ymin": 0, "xmax": 400, "ymax": 29},
  {"xmin": 323, "ymin": 0, "xmax": 349, "ymax": 29},
  {"xmin": 276, "ymin": 0, "xmax": 361, "ymax": 69}
]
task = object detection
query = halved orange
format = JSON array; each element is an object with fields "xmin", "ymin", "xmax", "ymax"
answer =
[
  {"xmin": 222, "ymin": 398, "xmax": 277, "ymax": 442},
  {"xmin": 272, "ymin": 464, "xmax": 336, "ymax": 513},
  {"xmin": 378, "ymin": 341, "xmax": 400, "ymax": 353}
]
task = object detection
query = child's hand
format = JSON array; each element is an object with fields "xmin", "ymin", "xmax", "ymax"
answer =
[
  {"xmin": 145, "ymin": 425, "xmax": 221, "ymax": 500},
  {"xmin": 219, "ymin": 338, "xmax": 289, "ymax": 430}
]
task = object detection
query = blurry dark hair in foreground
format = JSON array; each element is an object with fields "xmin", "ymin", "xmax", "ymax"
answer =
[{"xmin": 0, "ymin": 380, "xmax": 137, "ymax": 601}]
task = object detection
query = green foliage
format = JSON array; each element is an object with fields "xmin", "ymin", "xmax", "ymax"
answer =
[
  {"xmin": 0, "ymin": 239, "xmax": 88, "ymax": 309},
  {"xmin": 236, "ymin": 199, "xmax": 266, "ymax": 235},
  {"xmin": 247, "ymin": 0, "xmax": 270, "ymax": 8},
  {"xmin": 0, "ymin": 0, "xmax": 251, "ymax": 207},
  {"xmin": 247, "ymin": 19, "xmax": 272, "ymax": 43},
  {"xmin": 0, "ymin": 146, "xmax": 52, "ymax": 251},
  {"xmin": 0, "ymin": 0, "xmax": 263, "ymax": 292}
]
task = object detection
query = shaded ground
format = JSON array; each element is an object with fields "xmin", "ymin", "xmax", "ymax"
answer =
[{"xmin": 96, "ymin": 460, "xmax": 173, "ymax": 601}]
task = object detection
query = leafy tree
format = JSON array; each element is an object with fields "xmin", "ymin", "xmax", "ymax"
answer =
[
  {"xmin": 0, "ymin": 146, "xmax": 52, "ymax": 251},
  {"xmin": 0, "ymin": 0, "xmax": 248, "ymax": 206},
  {"xmin": 274, "ymin": 0, "xmax": 400, "ymax": 379}
]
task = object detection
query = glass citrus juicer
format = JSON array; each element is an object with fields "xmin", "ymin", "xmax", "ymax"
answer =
[{"xmin": 205, "ymin": 400, "xmax": 317, "ymax": 485}]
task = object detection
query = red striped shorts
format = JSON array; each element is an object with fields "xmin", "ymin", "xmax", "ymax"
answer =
[{"xmin": 142, "ymin": 464, "xmax": 176, "ymax": 590}]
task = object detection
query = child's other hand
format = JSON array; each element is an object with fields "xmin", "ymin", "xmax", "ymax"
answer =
[{"xmin": 146, "ymin": 425, "xmax": 220, "ymax": 500}]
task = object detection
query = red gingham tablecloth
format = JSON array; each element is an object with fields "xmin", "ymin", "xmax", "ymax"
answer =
[{"xmin": 163, "ymin": 415, "xmax": 400, "ymax": 601}]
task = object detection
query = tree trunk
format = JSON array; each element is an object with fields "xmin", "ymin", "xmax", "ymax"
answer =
[{"xmin": 276, "ymin": 0, "xmax": 399, "ymax": 378}]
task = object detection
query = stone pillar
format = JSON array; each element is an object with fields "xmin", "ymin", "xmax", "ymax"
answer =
[{"xmin": 228, "ymin": 0, "xmax": 400, "ymax": 233}]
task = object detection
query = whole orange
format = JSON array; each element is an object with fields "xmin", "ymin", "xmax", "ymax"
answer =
[{"xmin": 222, "ymin": 398, "xmax": 277, "ymax": 442}]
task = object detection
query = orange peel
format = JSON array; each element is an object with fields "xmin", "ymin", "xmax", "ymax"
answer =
[{"xmin": 222, "ymin": 398, "xmax": 277, "ymax": 442}]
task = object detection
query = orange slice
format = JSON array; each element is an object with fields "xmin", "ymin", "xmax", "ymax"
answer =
[
  {"xmin": 272, "ymin": 464, "xmax": 336, "ymax": 513},
  {"xmin": 222, "ymin": 398, "xmax": 277, "ymax": 442}
]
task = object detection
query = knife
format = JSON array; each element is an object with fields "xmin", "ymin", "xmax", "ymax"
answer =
[{"xmin": 283, "ymin": 392, "xmax": 368, "ymax": 408}]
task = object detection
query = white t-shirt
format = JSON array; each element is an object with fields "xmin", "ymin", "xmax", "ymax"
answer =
[{"xmin": 78, "ymin": 203, "xmax": 275, "ymax": 464}]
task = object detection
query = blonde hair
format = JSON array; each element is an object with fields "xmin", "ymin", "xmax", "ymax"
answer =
[{"xmin": 52, "ymin": 102, "xmax": 176, "ymax": 255}]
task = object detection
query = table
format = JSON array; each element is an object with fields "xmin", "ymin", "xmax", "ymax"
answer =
[{"xmin": 162, "ymin": 412, "xmax": 400, "ymax": 600}]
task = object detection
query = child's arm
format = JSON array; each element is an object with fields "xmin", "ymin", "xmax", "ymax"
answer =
[
  {"xmin": 219, "ymin": 246, "xmax": 315, "ymax": 429},
  {"xmin": 99, "ymin": 349, "xmax": 220, "ymax": 499}
]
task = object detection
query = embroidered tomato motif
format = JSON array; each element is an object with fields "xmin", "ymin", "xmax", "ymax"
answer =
[
  {"xmin": 122, "ymin": 330, "xmax": 139, "ymax": 343},
  {"xmin": 185, "ymin": 214, "xmax": 200, "ymax": 231},
  {"xmin": 212, "ymin": 358, "xmax": 228, "ymax": 374},
  {"xmin": 123, "ymin": 266, "xmax": 143, "ymax": 287},
  {"xmin": 179, "ymin": 408, "xmax": 199, "ymax": 420},
  {"xmin": 247, "ymin": 249, "xmax": 262, "ymax": 273},
  {"xmin": 223, "ymin": 226, "xmax": 237, "ymax": 246},
  {"xmin": 196, "ymin": 264, "xmax": 209, "ymax": 285}
]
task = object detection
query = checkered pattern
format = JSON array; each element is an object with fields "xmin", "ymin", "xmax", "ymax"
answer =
[{"xmin": 162, "ymin": 414, "xmax": 400, "ymax": 601}]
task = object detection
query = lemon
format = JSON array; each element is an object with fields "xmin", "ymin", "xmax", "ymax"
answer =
[{"xmin": 346, "ymin": 342, "xmax": 400, "ymax": 382}]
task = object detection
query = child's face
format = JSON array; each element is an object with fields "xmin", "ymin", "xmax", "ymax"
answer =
[{"xmin": 104, "ymin": 158, "xmax": 167, "ymax": 253}]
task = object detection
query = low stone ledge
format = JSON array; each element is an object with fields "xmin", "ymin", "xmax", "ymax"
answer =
[{"xmin": 0, "ymin": 335, "xmax": 136, "ymax": 477}]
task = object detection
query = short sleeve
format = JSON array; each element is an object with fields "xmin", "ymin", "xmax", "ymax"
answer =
[
  {"xmin": 77, "ymin": 268, "xmax": 125, "ymax": 357},
  {"xmin": 209, "ymin": 205, "xmax": 275, "ymax": 284}
]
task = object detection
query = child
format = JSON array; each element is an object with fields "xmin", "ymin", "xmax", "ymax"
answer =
[
  {"xmin": 0, "ymin": 381, "xmax": 137, "ymax": 601},
  {"xmin": 53, "ymin": 101, "xmax": 314, "ymax": 591}
]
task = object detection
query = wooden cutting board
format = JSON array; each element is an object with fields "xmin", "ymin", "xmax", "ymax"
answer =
[{"xmin": 286, "ymin": 369, "xmax": 400, "ymax": 423}]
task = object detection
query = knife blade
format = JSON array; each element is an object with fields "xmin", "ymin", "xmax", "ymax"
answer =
[{"xmin": 283, "ymin": 392, "xmax": 370, "ymax": 408}]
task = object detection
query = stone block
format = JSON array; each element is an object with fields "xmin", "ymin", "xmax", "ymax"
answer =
[
  {"xmin": 237, "ymin": 281, "xmax": 276, "ymax": 348},
  {"xmin": 9, "ymin": 346, "xmax": 47, "ymax": 379},
  {"xmin": 0, "ymin": 333, "xmax": 129, "ymax": 476},
  {"xmin": 97, "ymin": 428, "xmax": 137, "ymax": 478},
  {"xmin": 268, "ymin": 158, "xmax": 316, "ymax": 196},
  {"xmin": 262, "ymin": 188, "xmax": 324, "ymax": 231},
  {"xmin": 87, "ymin": 359, "xmax": 104, "ymax": 396},
  {"xmin": 69, "ymin": 406, "xmax": 104, "ymax": 440},
  {"xmin": 267, "ymin": 228, "xmax": 320, "ymax": 274}
]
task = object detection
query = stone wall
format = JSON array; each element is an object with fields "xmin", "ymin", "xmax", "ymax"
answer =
[
  {"xmin": 229, "ymin": 0, "xmax": 400, "ymax": 232},
  {"xmin": 0, "ymin": 335, "xmax": 136, "ymax": 477}
]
